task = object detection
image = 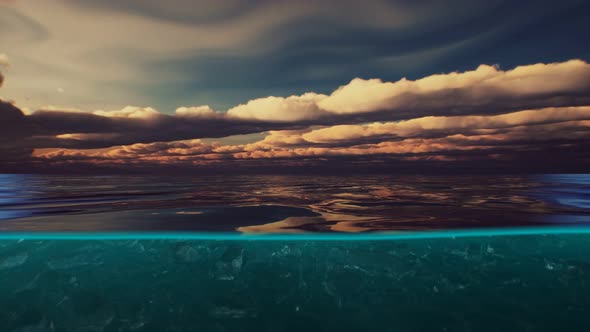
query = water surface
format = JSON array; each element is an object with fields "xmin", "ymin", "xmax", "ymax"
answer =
[{"xmin": 0, "ymin": 174, "xmax": 589, "ymax": 232}]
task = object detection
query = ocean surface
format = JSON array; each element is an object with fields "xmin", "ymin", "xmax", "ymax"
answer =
[
  {"xmin": 1, "ymin": 174, "xmax": 590, "ymax": 331},
  {"xmin": 1, "ymin": 174, "xmax": 589, "ymax": 232}
]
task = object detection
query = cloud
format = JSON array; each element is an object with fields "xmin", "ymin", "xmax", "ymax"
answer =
[
  {"xmin": 0, "ymin": 53, "xmax": 8, "ymax": 66},
  {"xmin": 35, "ymin": 139, "xmax": 224, "ymax": 166},
  {"xmin": 227, "ymin": 93, "xmax": 328, "ymax": 122},
  {"xmin": 319, "ymin": 60, "xmax": 590, "ymax": 114},
  {"xmin": 228, "ymin": 60, "xmax": 590, "ymax": 122},
  {"xmin": 302, "ymin": 106, "xmax": 590, "ymax": 144},
  {"xmin": 0, "ymin": 99, "xmax": 33, "ymax": 163},
  {"xmin": 175, "ymin": 105, "xmax": 219, "ymax": 118},
  {"xmin": 12, "ymin": 60, "xmax": 590, "ymax": 147},
  {"xmin": 2, "ymin": 59, "xmax": 590, "ymax": 173},
  {"xmin": 233, "ymin": 119, "xmax": 590, "ymax": 161},
  {"xmin": 0, "ymin": 53, "xmax": 8, "ymax": 87},
  {"xmin": 92, "ymin": 106, "xmax": 161, "ymax": 119},
  {"xmin": 5, "ymin": 0, "xmax": 589, "ymax": 114},
  {"xmin": 0, "ymin": 100, "xmax": 27, "ymax": 139},
  {"xmin": 5, "ymin": 0, "xmax": 449, "ymax": 110},
  {"xmin": 24, "ymin": 107, "xmax": 291, "ymax": 150},
  {"xmin": 34, "ymin": 106, "xmax": 590, "ymax": 172}
]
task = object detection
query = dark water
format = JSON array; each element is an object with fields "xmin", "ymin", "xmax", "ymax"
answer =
[
  {"xmin": 1, "ymin": 174, "xmax": 589, "ymax": 232},
  {"xmin": 1, "ymin": 174, "xmax": 590, "ymax": 331}
]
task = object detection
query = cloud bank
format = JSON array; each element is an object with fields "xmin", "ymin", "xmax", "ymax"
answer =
[
  {"xmin": 227, "ymin": 59, "xmax": 590, "ymax": 122},
  {"xmin": 1, "ymin": 59, "xmax": 590, "ymax": 172},
  {"xmin": 33, "ymin": 105, "xmax": 590, "ymax": 173}
]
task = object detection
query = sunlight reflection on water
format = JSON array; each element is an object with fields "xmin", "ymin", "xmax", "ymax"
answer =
[{"xmin": 0, "ymin": 174, "xmax": 588, "ymax": 232}]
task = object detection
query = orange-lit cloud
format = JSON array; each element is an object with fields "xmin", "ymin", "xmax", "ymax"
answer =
[
  {"xmin": 301, "ymin": 106, "xmax": 590, "ymax": 144},
  {"xmin": 33, "ymin": 106, "xmax": 590, "ymax": 168}
]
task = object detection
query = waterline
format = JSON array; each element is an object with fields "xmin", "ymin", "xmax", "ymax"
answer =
[{"xmin": 2, "ymin": 225, "xmax": 590, "ymax": 240}]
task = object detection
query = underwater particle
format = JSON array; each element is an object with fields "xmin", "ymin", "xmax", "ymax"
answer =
[
  {"xmin": 503, "ymin": 278, "xmax": 521, "ymax": 285},
  {"xmin": 11, "ymin": 322, "xmax": 55, "ymax": 332},
  {"xmin": 175, "ymin": 244, "xmax": 199, "ymax": 263},
  {"xmin": 544, "ymin": 259, "xmax": 559, "ymax": 271},
  {"xmin": 47, "ymin": 253, "xmax": 103, "ymax": 270},
  {"xmin": 126, "ymin": 240, "xmax": 145, "ymax": 253},
  {"xmin": 0, "ymin": 252, "xmax": 28, "ymax": 269},
  {"xmin": 15, "ymin": 273, "xmax": 41, "ymax": 293},
  {"xmin": 129, "ymin": 320, "xmax": 146, "ymax": 330},
  {"xmin": 70, "ymin": 289, "xmax": 115, "ymax": 330},
  {"xmin": 433, "ymin": 285, "xmax": 439, "ymax": 293},
  {"xmin": 68, "ymin": 276, "xmax": 79, "ymax": 287},
  {"xmin": 213, "ymin": 247, "xmax": 245, "ymax": 281},
  {"xmin": 209, "ymin": 307, "xmax": 255, "ymax": 319}
]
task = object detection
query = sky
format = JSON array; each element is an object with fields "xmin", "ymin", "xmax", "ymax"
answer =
[{"xmin": 1, "ymin": 0, "xmax": 590, "ymax": 173}]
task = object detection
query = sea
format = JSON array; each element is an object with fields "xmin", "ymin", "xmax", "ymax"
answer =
[{"xmin": 0, "ymin": 174, "xmax": 589, "ymax": 331}]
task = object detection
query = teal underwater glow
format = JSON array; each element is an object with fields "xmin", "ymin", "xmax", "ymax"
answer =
[
  {"xmin": 2, "ymin": 225, "xmax": 590, "ymax": 240},
  {"xmin": 2, "ymin": 230, "xmax": 590, "ymax": 331}
]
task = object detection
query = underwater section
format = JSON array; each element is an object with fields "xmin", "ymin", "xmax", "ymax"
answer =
[{"xmin": 2, "ymin": 231, "xmax": 590, "ymax": 331}]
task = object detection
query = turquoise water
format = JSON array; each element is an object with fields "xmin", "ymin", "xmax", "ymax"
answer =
[{"xmin": 2, "ymin": 229, "xmax": 590, "ymax": 331}]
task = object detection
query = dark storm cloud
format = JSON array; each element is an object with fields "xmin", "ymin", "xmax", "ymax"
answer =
[
  {"xmin": 0, "ymin": 101, "xmax": 27, "ymax": 138},
  {"xmin": 25, "ymin": 110, "xmax": 295, "ymax": 149},
  {"xmin": 0, "ymin": 100, "xmax": 33, "ymax": 162}
]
